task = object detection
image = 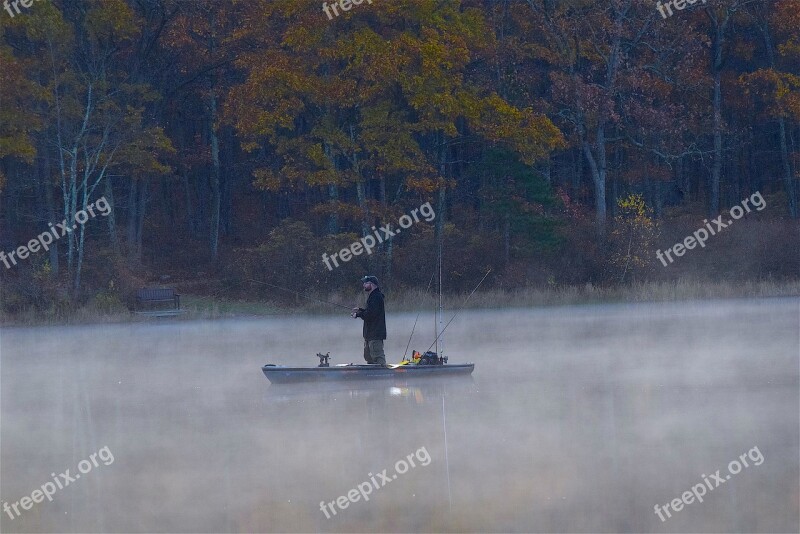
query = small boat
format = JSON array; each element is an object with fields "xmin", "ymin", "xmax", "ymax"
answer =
[{"xmin": 262, "ymin": 352, "xmax": 474, "ymax": 384}]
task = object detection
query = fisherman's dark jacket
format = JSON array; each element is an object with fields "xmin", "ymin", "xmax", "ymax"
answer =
[{"xmin": 356, "ymin": 288, "xmax": 386, "ymax": 340}]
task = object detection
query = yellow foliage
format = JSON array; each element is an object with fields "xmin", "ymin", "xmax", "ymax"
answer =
[{"xmin": 609, "ymin": 194, "xmax": 660, "ymax": 282}]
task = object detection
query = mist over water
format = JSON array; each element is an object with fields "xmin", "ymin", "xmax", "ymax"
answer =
[{"xmin": 1, "ymin": 298, "xmax": 798, "ymax": 532}]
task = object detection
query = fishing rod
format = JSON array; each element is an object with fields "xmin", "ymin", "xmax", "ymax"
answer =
[
  {"xmin": 402, "ymin": 272, "xmax": 436, "ymax": 361},
  {"xmin": 248, "ymin": 279, "xmax": 353, "ymax": 311},
  {"xmin": 424, "ymin": 269, "xmax": 492, "ymax": 354}
]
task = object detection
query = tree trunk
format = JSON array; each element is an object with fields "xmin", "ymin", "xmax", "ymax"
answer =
[
  {"xmin": 73, "ymin": 170, "xmax": 92, "ymax": 294},
  {"xmin": 583, "ymin": 127, "xmax": 607, "ymax": 236},
  {"xmin": 182, "ymin": 171, "xmax": 198, "ymax": 236},
  {"xmin": 706, "ymin": 7, "xmax": 732, "ymax": 217},
  {"xmin": 579, "ymin": 3, "xmax": 621, "ymax": 236},
  {"xmin": 104, "ymin": 177, "xmax": 121, "ymax": 256},
  {"xmin": 41, "ymin": 145, "xmax": 59, "ymax": 274},
  {"xmin": 711, "ymin": 67, "xmax": 722, "ymax": 216},
  {"xmin": 322, "ymin": 141, "xmax": 339, "ymax": 235},
  {"xmin": 384, "ymin": 230, "xmax": 393, "ymax": 289},
  {"xmin": 209, "ymin": 91, "xmax": 221, "ymax": 260},
  {"xmin": 222, "ymin": 127, "xmax": 234, "ymax": 236},
  {"xmin": 127, "ymin": 179, "xmax": 138, "ymax": 260},
  {"xmin": 161, "ymin": 175, "xmax": 175, "ymax": 226},
  {"xmin": 74, "ymin": 225, "xmax": 85, "ymax": 294},
  {"xmin": 208, "ymin": 11, "xmax": 221, "ymax": 260},
  {"xmin": 757, "ymin": 4, "xmax": 797, "ymax": 217},
  {"xmin": 573, "ymin": 143, "xmax": 583, "ymax": 194},
  {"xmin": 379, "ymin": 174, "xmax": 389, "ymax": 280},
  {"xmin": 66, "ymin": 148, "xmax": 78, "ymax": 274},
  {"xmin": 503, "ymin": 212, "xmax": 510, "ymax": 267},
  {"xmin": 773, "ymin": 89, "xmax": 795, "ymax": 218},
  {"xmin": 136, "ymin": 179, "xmax": 147, "ymax": 260}
]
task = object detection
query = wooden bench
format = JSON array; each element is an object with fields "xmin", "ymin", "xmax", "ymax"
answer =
[{"xmin": 133, "ymin": 287, "xmax": 183, "ymax": 317}]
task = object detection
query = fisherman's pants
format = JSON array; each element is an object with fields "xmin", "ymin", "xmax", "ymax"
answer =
[{"xmin": 363, "ymin": 339, "xmax": 386, "ymax": 365}]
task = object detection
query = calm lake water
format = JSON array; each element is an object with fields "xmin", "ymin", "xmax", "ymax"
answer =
[{"xmin": 1, "ymin": 297, "xmax": 798, "ymax": 532}]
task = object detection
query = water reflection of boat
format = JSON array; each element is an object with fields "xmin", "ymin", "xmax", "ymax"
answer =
[
  {"xmin": 262, "ymin": 375, "xmax": 475, "ymax": 404},
  {"xmin": 260, "ymin": 375, "xmax": 470, "ymax": 513},
  {"xmin": 262, "ymin": 362, "xmax": 474, "ymax": 384}
]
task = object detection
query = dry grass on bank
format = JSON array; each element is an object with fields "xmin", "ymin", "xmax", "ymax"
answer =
[
  {"xmin": 388, "ymin": 278, "xmax": 800, "ymax": 311},
  {"xmin": 1, "ymin": 278, "xmax": 798, "ymax": 327}
]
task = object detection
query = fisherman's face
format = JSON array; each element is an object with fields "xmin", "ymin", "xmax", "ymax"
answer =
[{"xmin": 363, "ymin": 282, "xmax": 374, "ymax": 292}]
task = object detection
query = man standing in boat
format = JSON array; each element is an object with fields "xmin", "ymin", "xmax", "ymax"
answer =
[{"xmin": 351, "ymin": 275, "xmax": 387, "ymax": 366}]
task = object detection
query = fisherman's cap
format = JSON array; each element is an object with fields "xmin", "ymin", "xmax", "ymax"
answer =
[{"xmin": 361, "ymin": 275, "xmax": 379, "ymax": 286}]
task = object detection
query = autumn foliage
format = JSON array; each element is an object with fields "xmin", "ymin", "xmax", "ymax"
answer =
[{"xmin": 0, "ymin": 0, "xmax": 798, "ymax": 314}]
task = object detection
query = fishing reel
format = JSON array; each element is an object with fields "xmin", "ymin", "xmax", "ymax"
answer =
[{"xmin": 316, "ymin": 352, "xmax": 331, "ymax": 367}]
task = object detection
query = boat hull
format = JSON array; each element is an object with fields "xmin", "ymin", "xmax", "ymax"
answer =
[{"xmin": 261, "ymin": 363, "xmax": 474, "ymax": 384}]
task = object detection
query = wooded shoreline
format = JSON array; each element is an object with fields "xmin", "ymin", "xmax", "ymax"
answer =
[
  {"xmin": 1, "ymin": 1, "xmax": 798, "ymax": 320},
  {"xmin": 2, "ymin": 278, "xmax": 797, "ymax": 327}
]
